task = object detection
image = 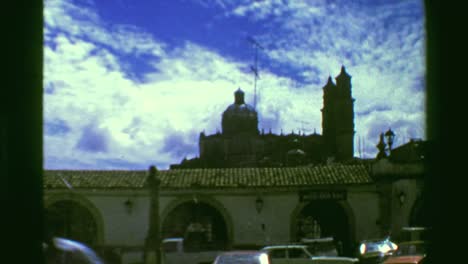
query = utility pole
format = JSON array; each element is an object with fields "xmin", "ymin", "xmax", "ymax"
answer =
[
  {"xmin": 247, "ymin": 36, "xmax": 264, "ymax": 110},
  {"xmin": 145, "ymin": 165, "xmax": 162, "ymax": 264}
]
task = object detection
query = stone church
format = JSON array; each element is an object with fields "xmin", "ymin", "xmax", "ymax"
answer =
[{"xmin": 172, "ymin": 66, "xmax": 355, "ymax": 169}]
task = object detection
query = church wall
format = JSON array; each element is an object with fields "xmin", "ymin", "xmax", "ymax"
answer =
[
  {"xmin": 215, "ymin": 193, "xmax": 298, "ymax": 246},
  {"xmin": 44, "ymin": 191, "xmax": 175, "ymax": 246},
  {"xmin": 44, "ymin": 180, "xmax": 411, "ymax": 263},
  {"xmin": 346, "ymin": 187, "xmax": 381, "ymax": 242},
  {"xmin": 389, "ymin": 178, "xmax": 423, "ymax": 239},
  {"xmin": 45, "ymin": 187, "xmax": 383, "ymax": 247},
  {"xmin": 89, "ymin": 194, "xmax": 149, "ymax": 246}
]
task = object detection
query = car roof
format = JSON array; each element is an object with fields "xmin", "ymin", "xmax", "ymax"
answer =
[
  {"xmin": 360, "ymin": 238, "xmax": 393, "ymax": 244},
  {"xmin": 162, "ymin": 237, "xmax": 183, "ymax": 242},
  {"xmin": 262, "ymin": 245, "xmax": 308, "ymax": 250},
  {"xmin": 301, "ymin": 237, "xmax": 334, "ymax": 243},
  {"xmin": 401, "ymin": 227, "xmax": 427, "ymax": 231},
  {"xmin": 221, "ymin": 250, "xmax": 264, "ymax": 255},
  {"xmin": 312, "ymin": 256, "xmax": 359, "ymax": 261}
]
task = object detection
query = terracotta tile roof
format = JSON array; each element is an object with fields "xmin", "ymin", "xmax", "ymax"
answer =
[
  {"xmin": 43, "ymin": 164, "xmax": 372, "ymax": 190},
  {"xmin": 43, "ymin": 170, "xmax": 147, "ymax": 189}
]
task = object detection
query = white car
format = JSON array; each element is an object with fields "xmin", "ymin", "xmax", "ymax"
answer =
[
  {"xmin": 213, "ymin": 251, "xmax": 271, "ymax": 264},
  {"xmin": 261, "ymin": 245, "xmax": 314, "ymax": 264},
  {"xmin": 43, "ymin": 237, "xmax": 104, "ymax": 264},
  {"xmin": 261, "ymin": 245, "xmax": 358, "ymax": 264}
]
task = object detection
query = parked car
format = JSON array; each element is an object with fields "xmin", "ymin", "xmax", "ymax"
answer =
[
  {"xmin": 310, "ymin": 256, "xmax": 358, "ymax": 264},
  {"xmin": 300, "ymin": 237, "xmax": 339, "ymax": 256},
  {"xmin": 383, "ymin": 241, "xmax": 427, "ymax": 264},
  {"xmin": 261, "ymin": 245, "xmax": 358, "ymax": 264},
  {"xmin": 262, "ymin": 245, "xmax": 313, "ymax": 264},
  {"xmin": 161, "ymin": 237, "xmax": 222, "ymax": 264},
  {"xmin": 357, "ymin": 238, "xmax": 398, "ymax": 264},
  {"xmin": 43, "ymin": 237, "xmax": 105, "ymax": 264},
  {"xmin": 213, "ymin": 251, "xmax": 271, "ymax": 264}
]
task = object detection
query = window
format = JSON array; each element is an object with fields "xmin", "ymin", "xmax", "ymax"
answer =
[
  {"xmin": 163, "ymin": 241, "xmax": 178, "ymax": 253},
  {"xmin": 288, "ymin": 248, "xmax": 309, "ymax": 259},
  {"xmin": 269, "ymin": 249, "xmax": 287, "ymax": 258}
]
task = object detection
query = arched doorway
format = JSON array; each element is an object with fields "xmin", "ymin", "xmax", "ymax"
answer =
[
  {"xmin": 293, "ymin": 200, "xmax": 354, "ymax": 256},
  {"xmin": 162, "ymin": 201, "xmax": 229, "ymax": 251},
  {"xmin": 44, "ymin": 200, "xmax": 99, "ymax": 246}
]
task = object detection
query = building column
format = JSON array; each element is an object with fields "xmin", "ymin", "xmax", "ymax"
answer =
[
  {"xmin": 144, "ymin": 166, "xmax": 162, "ymax": 264},
  {"xmin": 377, "ymin": 183, "xmax": 393, "ymax": 237}
]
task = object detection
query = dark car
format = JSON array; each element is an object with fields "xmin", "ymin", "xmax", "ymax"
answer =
[
  {"xmin": 383, "ymin": 241, "xmax": 427, "ymax": 264},
  {"xmin": 43, "ymin": 237, "xmax": 105, "ymax": 264},
  {"xmin": 357, "ymin": 238, "xmax": 398, "ymax": 264}
]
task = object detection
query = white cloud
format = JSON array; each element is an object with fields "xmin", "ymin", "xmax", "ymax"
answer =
[
  {"xmin": 44, "ymin": 0, "xmax": 166, "ymax": 57},
  {"xmin": 223, "ymin": 0, "xmax": 426, "ymax": 157},
  {"xmin": 44, "ymin": 0, "xmax": 426, "ymax": 169},
  {"xmin": 44, "ymin": 1, "xmax": 263, "ymax": 169}
]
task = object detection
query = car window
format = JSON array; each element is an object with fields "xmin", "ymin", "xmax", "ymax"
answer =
[
  {"xmin": 307, "ymin": 242, "xmax": 338, "ymax": 256},
  {"xmin": 288, "ymin": 248, "xmax": 309, "ymax": 259},
  {"xmin": 269, "ymin": 249, "xmax": 287, "ymax": 258},
  {"xmin": 215, "ymin": 254, "xmax": 262, "ymax": 264},
  {"xmin": 163, "ymin": 241, "xmax": 178, "ymax": 253}
]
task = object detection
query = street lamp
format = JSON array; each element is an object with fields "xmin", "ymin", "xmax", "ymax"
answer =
[
  {"xmin": 385, "ymin": 128, "xmax": 395, "ymax": 154},
  {"xmin": 376, "ymin": 133, "xmax": 387, "ymax": 159},
  {"xmin": 255, "ymin": 197, "xmax": 264, "ymax": 214}
]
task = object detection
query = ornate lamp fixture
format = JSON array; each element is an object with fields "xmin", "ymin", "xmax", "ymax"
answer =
[
  {"xmin": 124, "ymin": 198, "xmax": 133, "ymax": 214},
  {"xmin": 255, "ymin": 197, "xmax": 264, "ymax": 214},
  {"xmin": 399, "ymin": 192, "xmax": 406, "ymax": 207},
  {"xmin": 385, "ymin": 128, "xmax": 395, "ymax": 154}
]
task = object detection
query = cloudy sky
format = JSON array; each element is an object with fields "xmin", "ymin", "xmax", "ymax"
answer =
[{"xmin": 44, "ymin": 0, "xmax": 426, "ymax": 170}]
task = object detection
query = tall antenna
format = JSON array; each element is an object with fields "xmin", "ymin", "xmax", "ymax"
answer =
[
  {"xmin": 294, "ymin": 119, "xmax": 311, "ymax": 134},
  {"xmin": 358, "ymin": 135, "xmax": 362, "ymax": 158},
  {"xmin": 361, "ymin": 136, "xmax": 365, "ymax": 159},
  {"xmin": 247, "ymin": 36, "xmax": 264, "ymax": 110}
]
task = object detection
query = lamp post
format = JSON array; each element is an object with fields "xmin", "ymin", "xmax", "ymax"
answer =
[
  {"xmin": 376, "ymin": 133, "xmax": 387, "ymax": 159},
  {"xmin": 385, "ymin": 128, "xmax": 395, "ymax": 155},
  {"xmin": 145, "ymin": 165, "xmax": 161, "ymax": 264}
]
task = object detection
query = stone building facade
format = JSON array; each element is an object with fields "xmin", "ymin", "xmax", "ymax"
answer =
[{"xmin": 43, "ymin": 154, "xmax": 426, "ymax": 264}]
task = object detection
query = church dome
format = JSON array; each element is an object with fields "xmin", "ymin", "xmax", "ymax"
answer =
[{"xmin": 222, "ymin": 88, "xmax": 259, "ymax": 136}]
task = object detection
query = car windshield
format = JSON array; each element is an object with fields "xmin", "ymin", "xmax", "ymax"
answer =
[
  {"xmin": 366, "ymin": 243, "xmax": 382, "ymax": 252},
  {"xmin": 394, "ymin": 243, "xmax": 426, "ymax": 256},
  {"xmin": 363, "ymin": 240, "xmax": 396, "ymax": 254},
  {"xmin": 45, "ymin": 238, "xmax": 104, "ymax": 264},
  {"xmin": 307, "ymin": 242, "xmax": 338, "ymax": 256},
  {"xmin": 215, "ymin": 253, "xmax": 265, "ymax": 264}
]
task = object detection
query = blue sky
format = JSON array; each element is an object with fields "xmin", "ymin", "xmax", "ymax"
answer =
[{"xmin": 44, "ymin": 0, "xmax": 426, "ymax": 170}]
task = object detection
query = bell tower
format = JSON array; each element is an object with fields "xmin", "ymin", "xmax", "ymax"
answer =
[{"xmin": 321, "ymin": 66, "xmax": 355, "ymax": 160}]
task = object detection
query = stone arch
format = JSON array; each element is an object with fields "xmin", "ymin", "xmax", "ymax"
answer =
[
  {"xmin": 161, "ymin": 194, "xmax": 234, "ymax": 249},
  {"xmin": 44, "ymin": 193, "xmax": 105, "ymax": 245},
  {"xmin": 290, "ymin": 199, "xmax": 356, "ymax": 256}
]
